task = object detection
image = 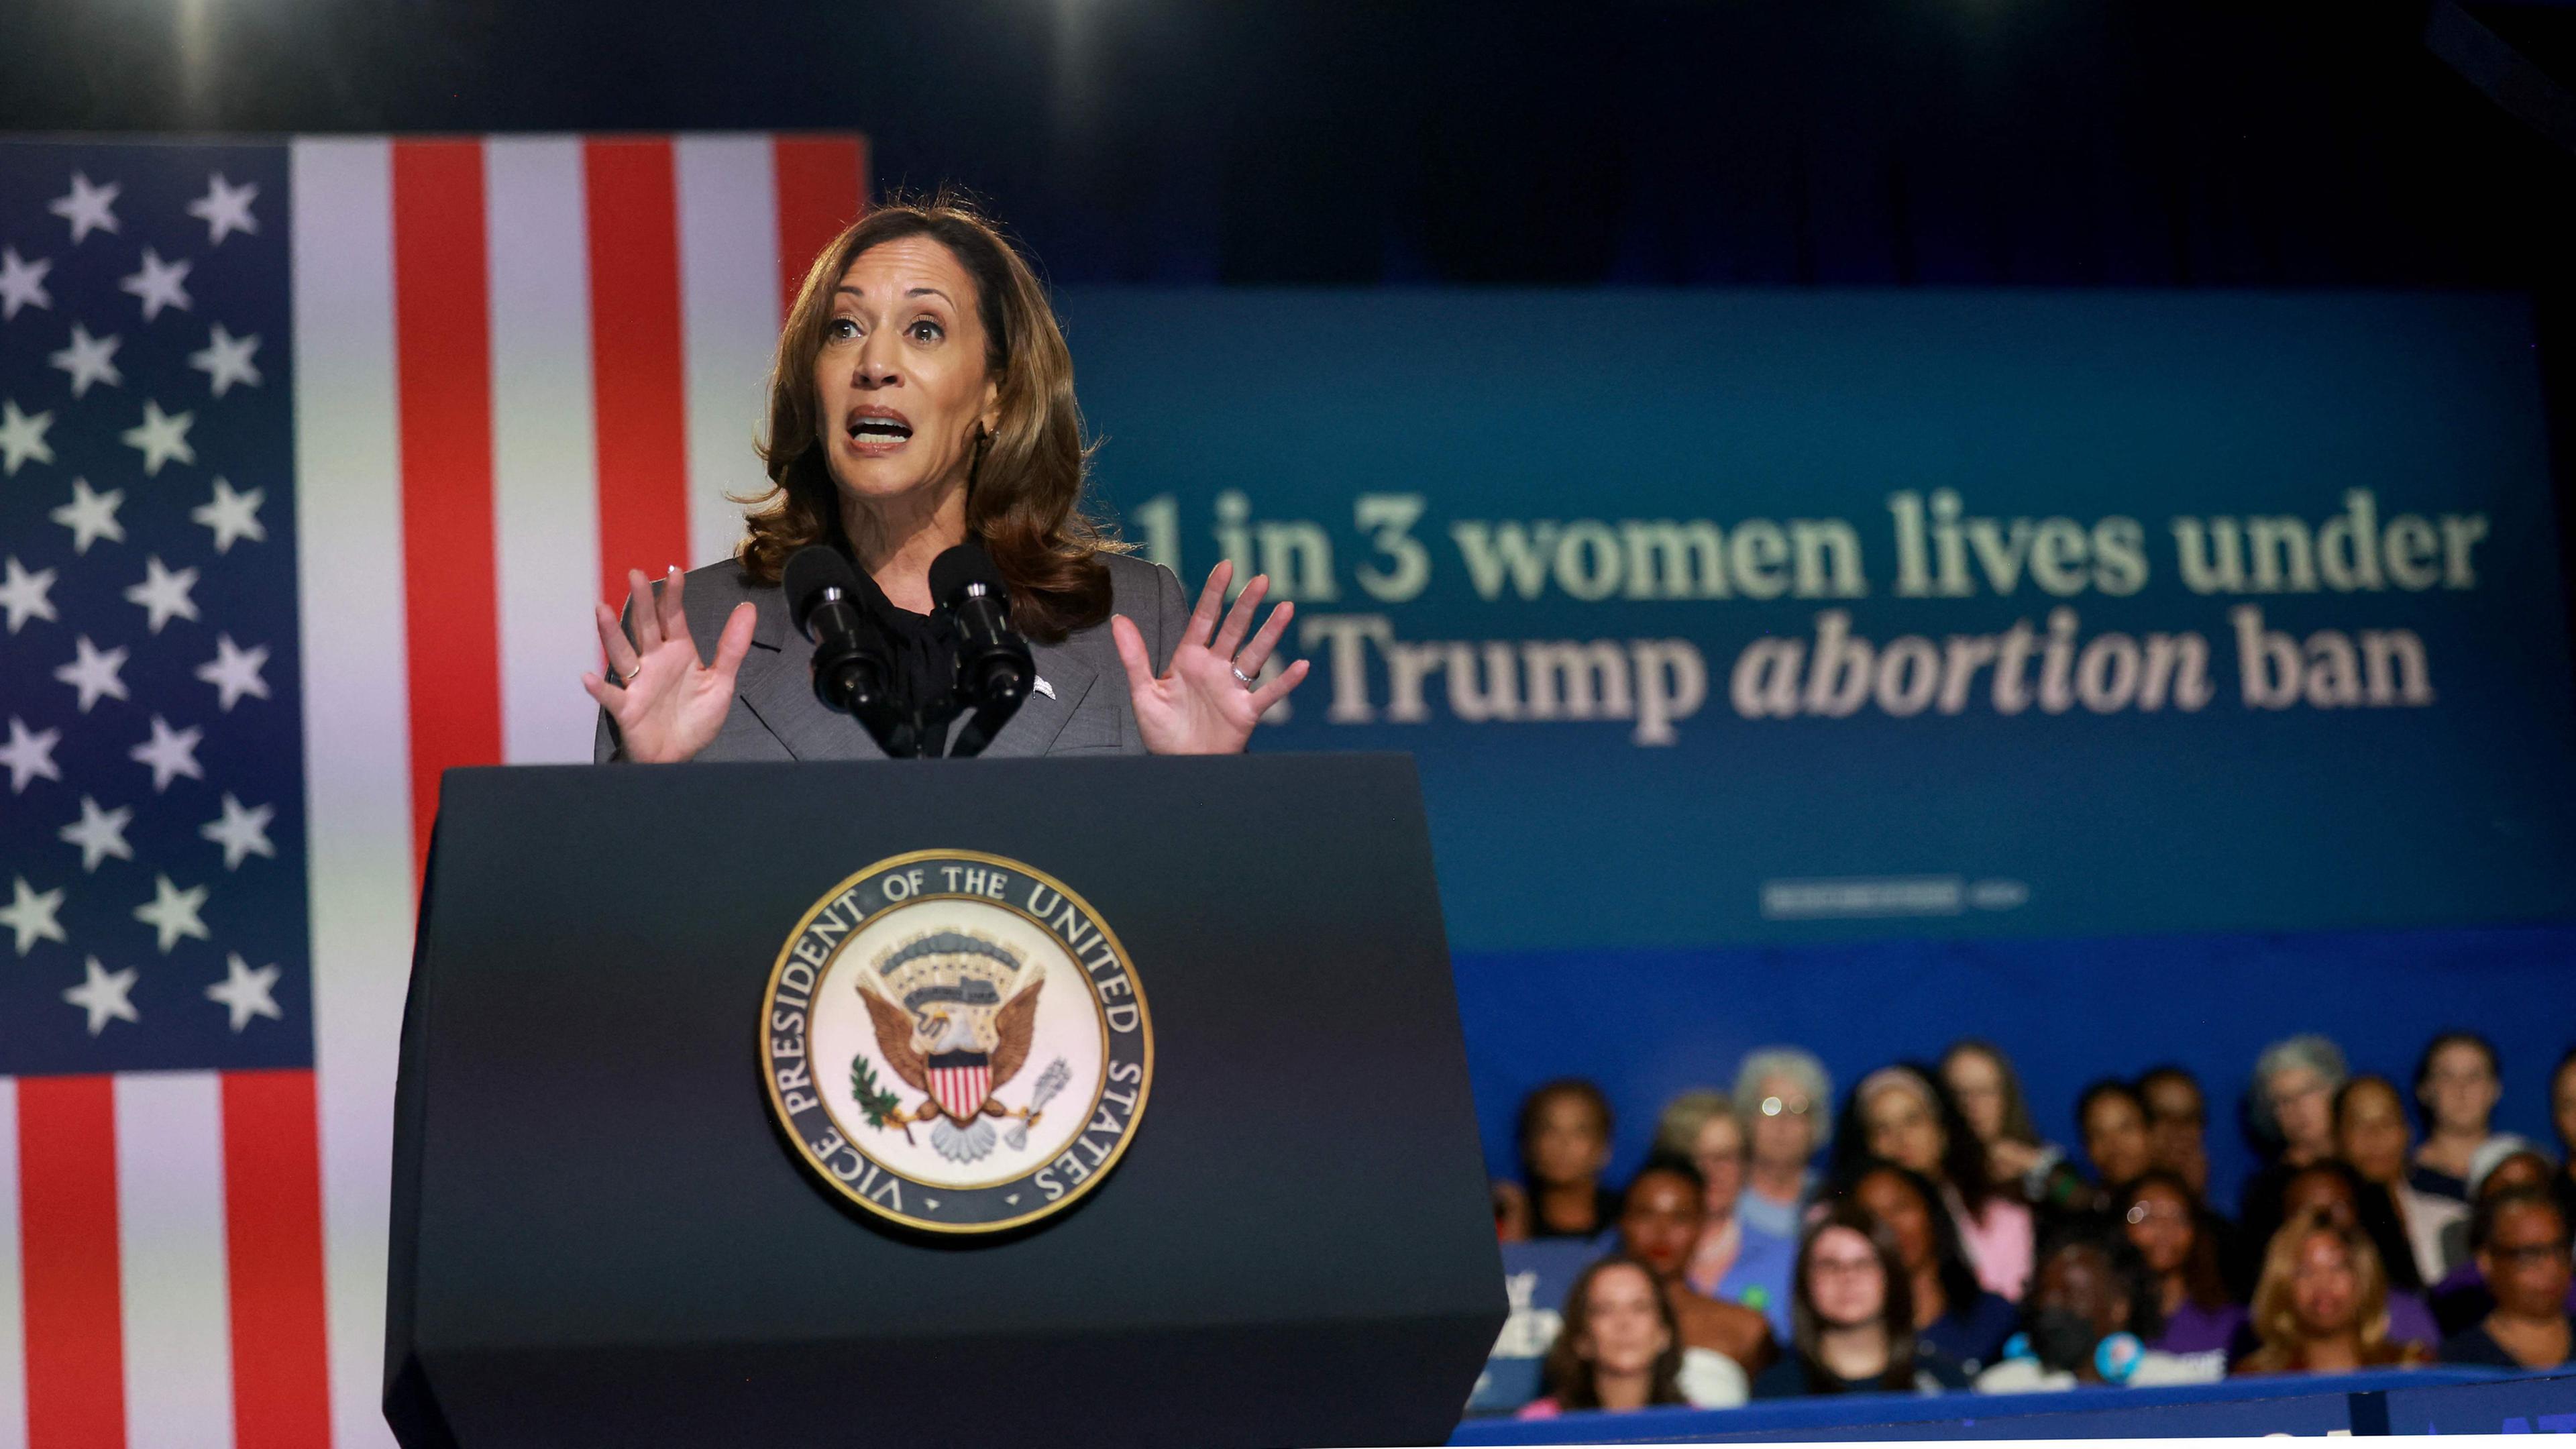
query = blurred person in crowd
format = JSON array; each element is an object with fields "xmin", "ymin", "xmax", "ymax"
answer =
[
  {"xmin": 2078, "ymin": 1079, "xmax": 2156, "ymax": 1197},
  {"xmin": 2235, "ymin": 1214, "xmax": 2430, "ymax": 1376},
  {"xmin": 1495, "ymin": 1079, "xmax": 1618, "ymax": 1242},
  {"xmin": 1975, "ymin": 1224, "xmax": 2224, "ymax": 1391},
  {"xmin": 2438, "ymin": 1188, "xmax": 2574, "ymax": 1371},
  {"xmin": 2117, "ymin": 1170, "xmax": 2245, "ymax": 1360},
  {"xmin": 2428, "ymin": 1138, "xmax": 2576, "ymax": 1334},
  {"xmin": 1518, "ymin": 1256, "xmax": 1694, "ymax": 1417},
  {"xmin": 1656, "ymin": 1090, "xmax": 1794, "ymax": 1332},
  {"xmin": 2555, "ymin": 1049, "xmax": 2576, "ymax": 1199},
  {"xmin": 2241, "ymin": 1035, "xmax": 2349, "ymax": 1237},
  {"xmin": 2139, "ymin": 1065, "xmax": 2214, "ymax": 1201},
  {"xmin": 1841, "ymin": 1065, "xmax": 2035, "ymax": 1301},
  {"xmin": 1751, "ymin": 1203, "xmax": 1969, "ymax": 1397},
  {"xmin": 1941, "ymin": 1040, "xmax": 2086, "ymax": 1215},
  {"xmin": 1843, "ymin": 1159, "xmax": 2019, "ymax": 1373},
  {"xmin": 2240, "ymin": 1159, "xmax": 2438, "ymax": 1350},
  {"xmin": 1735, "ymin": 1048, "xmax": 1832, "ymax": 1244},
  {"xmin": 2335, "ymin": 1074, "xmax": 2466, "ymax": 1285},
  {"xmin": 2411, "ymin": 1032, "xmax": 2504, "ymax": 1202},
  {"xmin": 1615, "ymin": 1154, "xmax": 1777, "ymax": 1377}
]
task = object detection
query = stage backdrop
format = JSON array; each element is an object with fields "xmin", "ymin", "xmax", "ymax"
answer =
[{"xmin": 4, "ymin": 133, "xmax": 2575, "ymax": 1449}]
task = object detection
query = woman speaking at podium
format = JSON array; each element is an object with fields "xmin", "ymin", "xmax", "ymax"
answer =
[{"xmin": 586, "ymin": 200, "xmax": 1307, "ymax": 761}]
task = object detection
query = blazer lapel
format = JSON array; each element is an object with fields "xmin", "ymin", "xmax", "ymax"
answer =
[
  {"xmin": 732, "ymin": 592, "xmax": 892, "ymax": 761},
  {"xmin": 978, "ymin": 645, "xmax": 1098, "ymax": 758}
]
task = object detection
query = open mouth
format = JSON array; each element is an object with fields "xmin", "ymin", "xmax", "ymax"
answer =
[{"xmin": 847, "ymin": 410, "xmax": 913, "ymax": 445}]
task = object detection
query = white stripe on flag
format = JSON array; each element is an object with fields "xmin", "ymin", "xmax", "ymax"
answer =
[
  {"xmin": 676, "ymin": 135, "xmax": 782, "ymax": 571},
  {"xmin": 291, "ymin": 135, "xmax": 411, "ymax": 1449},
  {"xmin": 0, "ymin": 1079, "xmax": 25, "ymax": 1449},
  {"xmin": 115, "ymin": 1073, "xmax": 234, "ymax": 1449},
  {"xmin": 487, "ymin": 137, "xmax": 606, "ymax": 765}
]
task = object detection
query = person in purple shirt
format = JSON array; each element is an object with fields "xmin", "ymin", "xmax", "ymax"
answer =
[{"xmin": 2118, "ymin": 1171, "xmax": 2244, "ymax": 1360}]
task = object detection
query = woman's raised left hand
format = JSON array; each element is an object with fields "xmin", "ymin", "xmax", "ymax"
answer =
[{"xmin": 1111, "ymin": 559, "xmax": 1309, "ymax": 755}]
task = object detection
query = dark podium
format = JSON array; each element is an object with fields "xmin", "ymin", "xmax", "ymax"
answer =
[{"xmin": 386, "ymin": 754, "xmax": 1505, "ymax": 1448}]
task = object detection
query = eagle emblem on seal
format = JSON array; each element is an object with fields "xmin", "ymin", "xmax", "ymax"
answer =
[{"xmin": 852, "ymin": 930, "xmax": 1067, "ymax": 1165}]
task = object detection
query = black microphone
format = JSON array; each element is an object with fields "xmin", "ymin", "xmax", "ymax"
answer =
[
  {"xmin": 784, "ymin": 545, "xmax": 916, "ymax": 755},
  {"xmin": 928, "ymin": 540, "xmax": 1033, "ymax": 757}
]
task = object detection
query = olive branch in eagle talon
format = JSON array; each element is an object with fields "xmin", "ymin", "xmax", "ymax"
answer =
[{"xmin": 849, "ymin": 1053, "xmax": 911, "ymax": 1141}]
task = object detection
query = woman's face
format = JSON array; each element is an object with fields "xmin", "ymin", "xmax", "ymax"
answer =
[
  {"xmin": 1807, "ymin": 1225, "xmax": 1888, "ymax": 1329},
  {"xmin": 2554, "ymin": 1061, "xmax": 2576, "ymax": 1157},
  {"xmin": 1853, "ymin": 1170, "xmax": 1935, "ymax": 1273},
  {"xmin": 2287, "ymin": 1231, "xmax": 2361, "ymax": 1338},
  {"xmin": 2267, "ymin": 1065, "xmax": 2335, "ymax": 1157},
  {"xmin": 2124, "ymin": 1181, "xmax": 2197, "ymax": 1275},
  {"xmin": 2421, "ymin": 1042, "xmax": 2500, "ymax": 1138},
  {"xmin": 1941, "ymin": 1051, "xmax": 2008, "ymax": 1145},
  {"xmin": 2281, "ymin": 1171, "xmax": 2359, "ymax": 1232},
  {"xmin": 1692, "ymin": 1114, "xmax": 1747, "ymax": 1218},
  {"xmin": 2082, "ymin": 1093, "xmax": 2153, "ymax": 1188},
  {"xmin": 1617, "ymin": 1171, "xmax": 1702, "ymax": 1281},
  {"xmin": 1864, "ymin": 1085, "xmax": 1946, "ymax": 1179},
  {"xmin": 1527, "ymin": 1093, "xmax": 1610, "ymax": 1187},
  {"xmin": 1578, "ymin": 1264, "xmax": 1670, "ymax": 1378},
  {"xmin": 1747, "ymin": 1073, "xmax": 1817, "ymax": 1169},
  {"xmin": 815, "ymin": 237, "xmax": 1000, "ymax": 516},
  {"xmin": 2336, "ymin": 1080, "xmax": 2412, "ymax": 1186}
]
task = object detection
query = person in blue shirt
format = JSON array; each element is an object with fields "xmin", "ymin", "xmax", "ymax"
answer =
[{"xmin": 1656, "ymin": 1088, "xmax": 1796, "ymax": 1337}]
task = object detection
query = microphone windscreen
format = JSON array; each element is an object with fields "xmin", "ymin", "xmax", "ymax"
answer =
[
  {"xmin": 928, "ymin": 539, "xmax": 1007, "ymax": 608},
  {"xmin": 784, "ymin": 545, "xmax": 861, "ymax": 635}
]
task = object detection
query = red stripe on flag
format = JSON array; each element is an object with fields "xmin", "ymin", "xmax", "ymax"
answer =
[
  {"xmin": 584, "ymin": 138, "xmax": 694, "ymax": 590},
  {"xmin": 221, "ymin": 1071, "xmax": 332, "ymax": 1449},
  {"xmin": 392, "ymin": 140, "xmax": 502, "ymax": 871},
  {"xmin": 19, "ymin": 1075, "xmax": 125, "ymax": 1449},
  {"xmin": 772, "ymin": 136, "xmax": 868, "ymax": 319}
]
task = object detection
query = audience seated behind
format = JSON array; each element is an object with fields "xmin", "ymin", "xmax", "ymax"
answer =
[
  {"xmin": 2239, "ymin": 1035, "xmax": 2349, "ymax": 1250},
  {"xmin": 2077, "ymin": 1079, "xmax": 2156, "ymax": 1205},
  {"xmin": 2438, "ymin": 1187, "xmax": 2575, "ymax": 1371},
  {"xmin": 1518, "ymin": 1256, "xmax": 1706, "ymax": 1417},
  {"xmin": 1839, "ymin": 1159, "xmax": 2020, "ymax": 1375},
  {"xmin": 1839, "ymin": 1065, "xmax": 2036, "ymax": 1302},
  {"xmin": 2234, "ymin": 1212, "xmax": 2431, "ymax": 1375},
  {"xmin": 2427, "ymin": 1140, "xmax": 2576, "ymax": 1335},
  {"xmin": 1752, "ymin": 1203, "xmax": 1972, "ymax": 1397},
  {"xmin": 1941, "ymin": 1040, "xmax": 2091, "ymax": 1219},
  {"xmin": 1481, "ymin": 1027, "xmax": 2576, "ymax": 1419},
  {"xmin": 1496, "ymin": 1079, "xmax": 1619, "ymax": 1244},
  {"xmin": 2337, "ymin": 1073, "xmax": 2469, "ymax": 1286},
  {"xmin": 1975, "ymin": 1222, "xmax": 2225, "ymax": 1391},
  {"xmin": 2116, "ymin": 1169, "xmax": 2246, "ymax": 1360},
  {"xmin": 1653, "ymin": 1091, "xmax": 1796, "ymax": 1336},
  {"xmin": 1613, "ymin": 1154, "xmax": 1778, "ymax": 1378},
  {"xmin": 2138, "ymin": 1065, "xmax": 2216, "ymax": 1202},
  {"xmin": 2412, "ymin": 1032, "xmax": 2507, "ymax": 1203},
  {"xmin": 1734, "ymin": 1047, "xmax": 1832, "ymax": 1245}
]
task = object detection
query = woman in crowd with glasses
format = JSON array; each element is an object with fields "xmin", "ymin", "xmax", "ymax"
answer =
[
  {"xmin": 1734, "ymin": 1048, "xmax": 1833, "ymax": 1244},
  {"xmin": 2438, "ymin": 1189, "xmax": 2575, "ymax": 1371},
  {"xmin": 1656, "ymin": 1090, "xmax": 1795, "ymax": 1334}
]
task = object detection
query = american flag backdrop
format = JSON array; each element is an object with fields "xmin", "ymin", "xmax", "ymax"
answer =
[{"xmin": 0, "ymin": 133, "xmax": 867, "ymax": 1448}]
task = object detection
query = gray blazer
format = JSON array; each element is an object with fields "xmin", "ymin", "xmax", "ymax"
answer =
[{"xmin": 593, "ymin": 551, "xmax": 1191, "ymax": 762}]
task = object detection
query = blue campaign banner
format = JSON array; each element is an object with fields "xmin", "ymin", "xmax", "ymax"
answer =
[{"xmin": 1059, "ymin": 290, "xmax": 2576, "ymax": 953}]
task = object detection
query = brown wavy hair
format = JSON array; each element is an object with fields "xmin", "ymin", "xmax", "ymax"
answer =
[
  {"xmin": 1538, "ymin": 1255, "xmax": 1689, "ymax": 1411},
  {"xmin": 741, "ymin": 195, "xmax": 1120, "ymax": 641}
]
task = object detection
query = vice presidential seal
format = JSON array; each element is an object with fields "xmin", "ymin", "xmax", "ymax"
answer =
[{"xmin": 759, "ymin": 850, "xmax": 1152, "ymax": 1234}]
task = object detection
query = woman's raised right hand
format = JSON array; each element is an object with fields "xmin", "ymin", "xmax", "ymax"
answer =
[{"xmin": 582, "ymin": 566, "xmax": 757, "ymax": 764}]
